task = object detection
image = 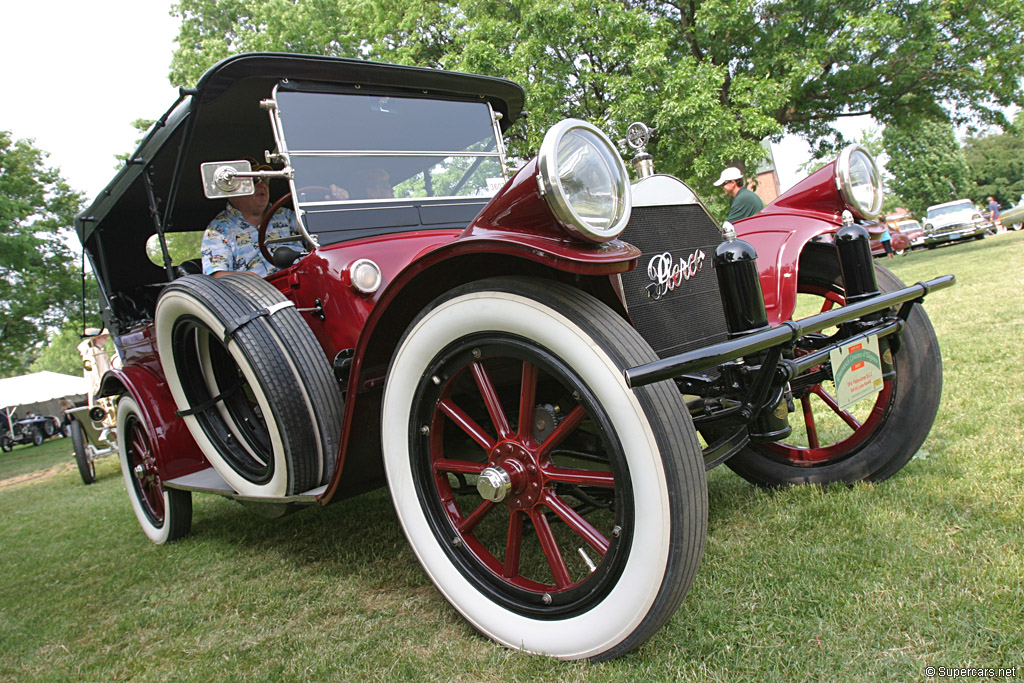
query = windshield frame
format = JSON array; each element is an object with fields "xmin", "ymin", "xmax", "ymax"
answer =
[{"xmin": 268, "ymin": 84, "xmax": 511, "ymax": 244}]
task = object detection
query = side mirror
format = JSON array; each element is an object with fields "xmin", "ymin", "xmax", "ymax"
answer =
[{"xmin": 201, "ymin": 160, "xmax": 258, "ymax": 199}]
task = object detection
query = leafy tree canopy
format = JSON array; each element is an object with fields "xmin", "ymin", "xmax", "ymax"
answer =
[
  {"xmin": 883, "ymin": 119, "xmax": 971, "ymax": 217},
  {"xmin": 28, "ymin": 322, "xmax": 87, "ymax": 377},
  {"xmin": 169, "ymin": 0, "xmax": 1024, "ymax": 195},
  {"xmin": 962, "ymin": 111, "xmax": 1024, "ymax": 207},
  {"xmin": 0, "ymin": 132, "xmax": 85, "ymax": 378}
]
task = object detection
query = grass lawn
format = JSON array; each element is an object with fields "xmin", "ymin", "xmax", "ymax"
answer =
[{"xmin": 1, "ymin": 232, "xmax": 1022, "ymax": 681}]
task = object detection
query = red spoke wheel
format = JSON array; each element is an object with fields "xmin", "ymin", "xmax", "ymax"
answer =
[
  {"xmin": 383, "ymin": 277, "xmax": 706, "ymax": 661},
  {"xmin": 725, "ymin": 245, "xmax": 943, "ymax": 486},
  {"xmin": 117, "ymin": 396, "xmax": 192, "ymax": 544}
]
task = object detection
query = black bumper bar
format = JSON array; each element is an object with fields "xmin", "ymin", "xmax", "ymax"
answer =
[{"xmin": 624, "ymin": 274, "xmax": 955, "ymax": 388}]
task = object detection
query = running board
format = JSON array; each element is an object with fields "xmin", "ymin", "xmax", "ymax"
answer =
[{"xmin": 164, "ymin": 467, "xmax": 327, "ymax": 503}]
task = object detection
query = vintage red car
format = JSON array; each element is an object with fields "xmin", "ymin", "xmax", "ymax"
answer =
[
  {"xmin": 863, "ymin": 220, "xmax": 911, "ymax": 257},
  {"xmin": 76, "ymin": 53, "xmax": 953, "ymax": 661}
]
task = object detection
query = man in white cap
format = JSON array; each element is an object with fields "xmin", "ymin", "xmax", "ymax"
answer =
[{"xmin": 714, "ymin": 166, "xmax": 763, "ymax": 222}]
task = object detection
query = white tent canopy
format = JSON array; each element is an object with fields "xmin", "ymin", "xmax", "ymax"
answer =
[{"xmin": 0, "ymin": 371, "xmax": 88, "ymax": 411}]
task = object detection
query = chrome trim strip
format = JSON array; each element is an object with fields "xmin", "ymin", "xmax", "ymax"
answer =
[
  {"xmin": 288, "ymin": 150, "xmax": 502, "ymax": 158},
  {"xmin": 268, "ymin": 83, "xmax": 319, "ymax": 249}
]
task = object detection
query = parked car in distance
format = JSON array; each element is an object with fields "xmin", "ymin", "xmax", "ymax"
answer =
[
  {"xmin": 1, "ymin": 413, "xmax": 61, "ymax": 451},
  {"xmin": 890, "ymin": 219, "xmax": 926, "ymax": 252},
  {"xmin": 923, "ymin": 199, "xmax": 987, "ymax": 247},
  {"xmin": 864, "ymin": 220, "xmax": 910, "ymax": 257},
  {"xmin": 997, "ymin": 202, "xmax": 1024, "ymax": 230}
]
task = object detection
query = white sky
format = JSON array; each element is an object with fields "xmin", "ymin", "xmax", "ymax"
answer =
[
  {"xmin": 4, "ymin": 1, "xmax": 860, "ymax": 205},
  {"xmin": 4, "ymin": 1, "xmax": 180, "ymax": 203}
]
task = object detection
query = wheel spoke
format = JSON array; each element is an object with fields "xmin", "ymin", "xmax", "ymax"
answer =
[
  {"xmin": 811, "ymin": 385, "xmax": 862, "ymax": 430},
  {"xmin": 471, "ymin": 361, "xmax": 511, "ymax": 439},
  {"xmin": 457, "ymin": 499, "xmax": 494, "ymax": 534},
  {"xmin": 433, "ymin": 459, "xmax": 487, "ymax": 475},
  {"xmin": 543, "ymin": 466, "xmax": 615, "ymax": 488},
  {"xmin": 131, "ymin": 430, "xmax": 148, "ymax": 460},
  {"xmin": 537, "ymin": 404, "xmax": 585, "ymax": 460},
  {"xmin": 503, "ymin": 510, "xmax": 524, "ymax": 578},
  {"xmin": 820, "ymin": 291, "xmax": 843, "ymax": 313},
  {"xmin": 800, "ymin": 394, "xmax": 820, "ymax": 449},
  {"xmin": 517, "ymin": 361, "xmax": 538, "ymax": 443},
  {"xmin": 439, "ymin": 398, "xmax": 495, "ymax": 450},
  {"xmin": 543, "ymin": 491, "xmax": 609, "ymax": 556},
  {"xmin": 528, "ymin": 507, "xmax": 572, "ymax": 588}
]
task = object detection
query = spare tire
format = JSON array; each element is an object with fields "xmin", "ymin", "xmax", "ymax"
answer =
[
  {"xmin": 155, "ymin": 274, "xmax": 340, "ymax": 497},
  {"xmin": 217, "ymin": 271, "xmax": 344, "ymax": 486}
]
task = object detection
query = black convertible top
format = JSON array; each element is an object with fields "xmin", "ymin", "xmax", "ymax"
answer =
[{"xmin": 75, "ymin": 53, "xmax": 525, "ymax": 296}]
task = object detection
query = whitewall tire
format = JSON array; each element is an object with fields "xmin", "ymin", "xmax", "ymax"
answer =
[{"xmin": 382, "ymin": 277, "xmax": 706, "ymax": 661}]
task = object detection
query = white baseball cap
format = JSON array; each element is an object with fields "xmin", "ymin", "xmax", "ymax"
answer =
[{"xmin": 713, "ymin": 167, "xmax": 744, "ymax": 186}]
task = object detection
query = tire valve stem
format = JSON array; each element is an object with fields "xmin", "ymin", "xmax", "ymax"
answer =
[
  {"xmin": 612, "ymin": 525, "xmax": 622, "ymax": 538},
  {"xmin": 542, "ymin": 593, "xmax": 552, "ymax": 605},
  {"xmin": 451, "ymin": 537, "xmax": 462, "ymax": 547},
  {"xmin": 577, "ymin": 547, "xmax": 597, "ymax": 572},
  {"xmin": 420, "ymin": 425, "xmax": 430, "ymax": 436}
]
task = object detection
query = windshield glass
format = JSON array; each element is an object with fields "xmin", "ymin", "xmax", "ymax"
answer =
[
  {"xmin": 276, "ymin": 91, "xmax": 506, "ymax": 206},
  {"xmin": 927, "ymin": 201, "xmax": 974, "ymax": 219}
]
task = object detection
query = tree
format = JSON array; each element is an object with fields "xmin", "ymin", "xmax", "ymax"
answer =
[
  {"xmin": 0, "ymin": 132, "xmax": 84, "ymax": 378},
  {"xmin": 962, "ymin": 114, "xmax": 1024, "ymax": 206},
  {"xmin": 28, "ymin": 322, "xmax": 87, "ymax": 377},
  {"xmin": 883, "ymin": 119, "xmax": 971, "ymax": 216},
  {"xmin": 169, "ymin": 0, "xmax": 1024, "ymax": 196},
  {"xmin": 114, "ymin": 118, "xmax": 157, "ymax": 168}
]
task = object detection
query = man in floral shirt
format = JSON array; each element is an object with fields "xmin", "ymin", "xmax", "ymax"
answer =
[{"xmin": 201, "ymin": 160, "xmax": 300, "ymax": 278}]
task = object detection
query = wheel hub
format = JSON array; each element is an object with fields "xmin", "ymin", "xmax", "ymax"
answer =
[
  {"xmin": 477, "ymin": 467, "xmax": 512, "ymax": 502},
  {"xmin": 483, "ymin": 441, "xmax": 542, "ymax": 509}
]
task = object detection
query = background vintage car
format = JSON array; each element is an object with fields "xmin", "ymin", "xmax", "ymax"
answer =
[
  {"xmin": 864, "ymin": 220, "xmax": 910, "ymax": 257},
  {"xmin": 923, "ymin": 198, "xmax": 987, "ymax": 247},
  {"xmin": 997, "ymin": 201, "xmax": 1024, "ymax": 229},
  {"xmin": 889, "ymin": 218, "xmax": 926, "ymax": 252}
]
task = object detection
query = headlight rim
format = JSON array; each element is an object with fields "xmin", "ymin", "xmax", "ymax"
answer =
[
  {"xmin": 537, "ymin": 118, "xmax": 632, "ymax": 242},
  {"xmin": 837, "ymin": 144, "xmax": 884, "ymax": 220}
]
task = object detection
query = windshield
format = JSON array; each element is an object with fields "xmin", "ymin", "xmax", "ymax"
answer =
[
  {"xmin": 276, "ymin": 91, "xmax": 506, "ymax": 206},
  {"xmin": 927, "ymin": 201, "xmax": 974, "ymax": 219}
]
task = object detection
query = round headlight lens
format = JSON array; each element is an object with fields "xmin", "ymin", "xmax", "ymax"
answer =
[
  {"xmin": 837, "ymin": 145, "xmax": 883, "ymax": 219},
  {"xmin": 538, "ymin": 119, "xmax": 631, "ymax": 241},
  {"xmin": 348, "ymin": 258, "xmax": 382, "ymax": 295}
]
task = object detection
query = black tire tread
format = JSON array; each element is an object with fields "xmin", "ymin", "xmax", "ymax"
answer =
[
  {"xmin": 217, "ymin": 272, "xmax": 344, "ymax": 487},
  {"xmin": 71, "ymin": 420, "xmax": 96, "ymax": 485},
  {"xmin": 157, "ymin": 275, "xmax": 321, "ymax": 495}
]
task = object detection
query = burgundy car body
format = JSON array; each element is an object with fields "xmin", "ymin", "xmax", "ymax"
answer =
[{"xmin": 75, "ymin": 52, "xmax": 953, "ymax": 661}]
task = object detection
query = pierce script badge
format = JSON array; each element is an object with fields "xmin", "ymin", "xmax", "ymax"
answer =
[{"xmin": 829, "ymin": 335, "xmax": 883, "ymax": 410}]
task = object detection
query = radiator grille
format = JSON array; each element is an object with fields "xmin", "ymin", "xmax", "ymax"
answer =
[{"xmin": 620, "ymin": 204, "xmax": 730, "ymax": 358}]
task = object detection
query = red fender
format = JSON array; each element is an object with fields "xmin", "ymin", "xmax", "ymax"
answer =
[
  {"xmin": 733, "ymin": 213, "xmax": 838, "ymax": 325},
  {"xmin": 98, "ymin": 365, "xmax": 207, "ymax": 481},
  {"xmin": 270, "ymin": 227, "xmax": 637, "ymax": 504}
]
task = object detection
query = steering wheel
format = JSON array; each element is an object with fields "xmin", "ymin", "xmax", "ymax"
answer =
[
  {"xmin": 296, "ymin": 185, "xmax": 333, "ymax": 201},
  {"xmin": 258, "ymin": 192, "xmax": 294, "ymax": 264}
]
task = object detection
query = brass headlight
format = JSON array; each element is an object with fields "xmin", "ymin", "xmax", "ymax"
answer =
[
  {"xmin": 537, "ymin": 119, "xmax": 631, "ymax": 242},
  {"xmin": 836, "ymin": 144, "xmax": 884, "ymax": 220}
]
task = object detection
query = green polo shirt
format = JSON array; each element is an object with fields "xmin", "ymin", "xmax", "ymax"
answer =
[{"xmin": 728, "ymin": 187, "xmax": 764, "ymax": 222}]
